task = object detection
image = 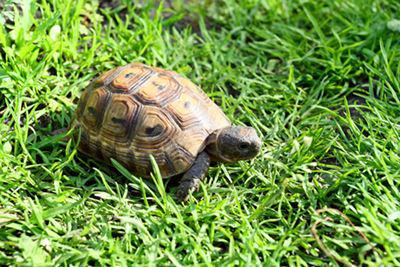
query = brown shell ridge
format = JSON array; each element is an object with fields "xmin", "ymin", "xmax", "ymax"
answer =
[
  {"xmin": 164, "ymin": 151, "xmax": 177, "ymax": 175},
  {"xmin": 167, "ymin": 141, "xmax": 196, "ymax": 175},
  {"xmin": 109, "ymin": 65, "xmax": 157, "ymax": 94},
  {"xmin": 173, "ymin": 141, "xmax": 197, "ymax": 160},
  {"xmin": 167, "ymin": 109, "xmax": 203, "ymax": 131},
  {"xmin": 133, "ymin": 74, "xmax": 183, "ymax": 107},
  {"xmin": 127, "ymin": 70, "xmax": 157, "ymax": 94},
  {"xmin": 78, "ymin": 129, "xmax": 101, "ymax": 160},
  {"xmin": 96, "ymin": 65, "xmax": 127, "ymax": 86}
]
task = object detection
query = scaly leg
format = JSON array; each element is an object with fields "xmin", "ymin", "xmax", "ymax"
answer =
[{"xmin": 176, "ymin": 151, "xmax": 210, "ymax": 202}]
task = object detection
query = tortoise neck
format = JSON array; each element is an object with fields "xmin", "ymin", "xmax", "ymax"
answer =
[{"xmin": 205, "ymin": 127, "xmax": 233, "ymax": 163}]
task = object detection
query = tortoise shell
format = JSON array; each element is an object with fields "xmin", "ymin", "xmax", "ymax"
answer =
[{"xmin": 74, "ymin": 63, "xmax": 231, "ymax": 178}]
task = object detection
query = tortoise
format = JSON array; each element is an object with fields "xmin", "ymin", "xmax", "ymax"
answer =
[{"xmin": 73, "ymin": 63, "xmax": 261, "ymax": 201}]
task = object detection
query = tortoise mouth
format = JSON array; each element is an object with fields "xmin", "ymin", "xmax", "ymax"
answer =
[
  {"xmin": 215, "ymin": 150, "xmax": 260, "ymax": 163},
  {"xmin": 216, "ymin": 153, "xmax": 237, "ymax": 163}
]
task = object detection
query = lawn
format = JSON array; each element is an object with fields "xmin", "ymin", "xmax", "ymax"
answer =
[{"xmin": 1, "ymin": 0, "xmax": 400, "ymax": 265}]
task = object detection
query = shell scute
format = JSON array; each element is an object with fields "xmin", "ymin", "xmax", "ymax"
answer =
[
  {"xmin": 133, "ymin": 106, "xmax": 179, "ymax": 149},
  {"xmin": 134, "ymin": 74, "xmax": 181, "ymax": 106},
  {"xmin": 96, "ymin": 68, "xmax": 117, "ymax": 86},
  {"xmin": 166, "ymin": 92, "xmax": 201, "ymax": 130},
  {"xmin": 100, "ymin": 94, "xmax": 141, "ymax": 142},
  {"xmin": 81, "ymin": 87, "xmax": 110, "ymax": 130}
]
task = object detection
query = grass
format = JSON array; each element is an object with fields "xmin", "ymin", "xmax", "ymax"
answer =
[{"xmin": 1, "ymin": 0, "xmax": 400, "ymax": 265}]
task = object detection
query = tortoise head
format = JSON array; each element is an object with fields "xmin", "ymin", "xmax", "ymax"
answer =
[{"xmin": 206, "ymin": 126, "xmax": 261, "ymax": 163}]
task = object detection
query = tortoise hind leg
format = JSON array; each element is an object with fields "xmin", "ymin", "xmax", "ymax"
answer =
[{"xmin": 176, "ymin": 151, "xmax": 210, "ymax": 202}]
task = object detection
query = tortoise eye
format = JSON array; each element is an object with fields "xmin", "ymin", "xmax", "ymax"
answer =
[
  {"xmin": 145, "ymin": 124, "xmax": 163, "ymax": 137},
  {"xmin": 239, "ymin": 143, "xmax": 249, "ymax": 150}
]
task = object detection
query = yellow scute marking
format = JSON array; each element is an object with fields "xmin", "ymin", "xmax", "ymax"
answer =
[
  {"xmin": 96, "ymin": 69, "xmax": 115, "ymax": 84},
  {"xmin": 137, "ymin": 75, "xmax": 171, "ymax": 100},
  {"xmin": 167, "ymin": 92, "xmax": 198, "ymax": 116},
  {"xmin": 102, "ymin": 97, "xmax": 129, "ymax": 136},
  {"xmin": 82, "ymin": 88, "xmax": 108, "ymax": 127},
  {"xmin": 112, "ymin": 67, "xmax": 147, "ymax": 90}
]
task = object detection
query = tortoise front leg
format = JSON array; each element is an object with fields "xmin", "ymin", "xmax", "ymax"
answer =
[{"xmin": 176, "ymin": 151, "xmax": 210, "ymax": 202}]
